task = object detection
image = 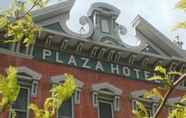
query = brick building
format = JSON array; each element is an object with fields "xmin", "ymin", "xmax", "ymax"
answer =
[{"xmin": 1, "ymin": 0, "xmax": 186, "ymax": 118}]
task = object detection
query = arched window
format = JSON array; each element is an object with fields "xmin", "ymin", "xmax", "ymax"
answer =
[
  {"xmin": 9, "ymin": 66, "xmax": 41, "ymax": 118},
  {"xmin": 50, "ymin": 75, "xmax": 84, "ymax": 118},
  {"xmin": 91, "ymin": 82, "xmax": 122, "ymax": 118}
]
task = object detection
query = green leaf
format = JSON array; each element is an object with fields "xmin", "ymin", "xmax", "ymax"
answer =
[
  {"xmin": 0, "ymin": 17, "xmax": 8, "ymax": 29},
  {"xmin": 144, "ymin": 88, "xmax": 163, "ymax": 101},
  {"xmin": 176, "ymin": 0, "xmax": 186, "ymax": 10},
  {"xmin": 154, "ymin": 66, "xmax": 166, "ymax": 75}
]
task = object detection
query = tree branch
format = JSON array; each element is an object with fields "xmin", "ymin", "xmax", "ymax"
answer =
[{"xmin": 153, "ymin": 73, "xmax": 186, "ymax": 118}]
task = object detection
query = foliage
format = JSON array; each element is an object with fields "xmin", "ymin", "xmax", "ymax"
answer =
[
  {"xmin": 0, "ymin": 66, "xmax": 20, "ymax": 112},
  {"xmin": 132, "ymin": 66, "xmax": 186, "ymax": 118},
  {"xmin": 0, "ymin": 0, "xmax": 49, "ymax": 46},
  {"xmin": 132, "ymin": 100, "xmax": 149, "ymax": 118},
  {"xmin": 168, "ymin": 95, "xmax": 186, "ymax": 118},
  {"xmin": 29, "ymin": 73, "xmax": 76, "ymax": 118},
  {"xmin": 175, "ymin": 0, "xmax": 186, "ymax": 29}
]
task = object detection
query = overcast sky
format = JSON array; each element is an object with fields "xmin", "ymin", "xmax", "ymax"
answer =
[{"xmin": 1, "ymin": 0, "xmax": 186, "ymax": 49}]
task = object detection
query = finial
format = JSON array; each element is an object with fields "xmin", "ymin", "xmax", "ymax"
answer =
[{"xmin": 174, "ymin": 35, "xmax": 183, "ymax": 49}]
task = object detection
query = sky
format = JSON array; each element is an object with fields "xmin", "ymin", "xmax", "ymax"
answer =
[{"xmin": 1, "ymin": 0, "xmax": 186, "ymax": 49}]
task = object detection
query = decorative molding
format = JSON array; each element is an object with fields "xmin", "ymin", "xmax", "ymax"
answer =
[
  {"xmin": 130, "ymin": 89, "xmax": 159, "ymax": 102},
  {"xmin": 166, "ymin": 97, "xmax": 181, "ymax": 106},
  {"xmin": 87, "ymin": 2, "xmax": 120, "ymax": 17},
  {"xmin": 15, "ymin": 66, "xmax": 41, "ymax": 97},
  {"xmin": 50, "ymin": 74, "xmax": 84, "ymax": 104},
  {"xmin": 16, "ymin": 66, "xmax": 41, "ymax": 80},
  {"xmin": 59, "ymin": 15, "xmax": 94, "ymax": 39},
  {"xmin": 92, "ymin": 82, "xmax": 122, "ymax": 96},
  {"xmin": 128, "ymin": 54, "xmax": 137, "ymax": 65},
  {"xmin": 50, "ymin": 75, "xmax": 84, "ymax": 88}
]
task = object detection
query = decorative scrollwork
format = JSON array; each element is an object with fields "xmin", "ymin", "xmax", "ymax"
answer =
[{"xmin": 60, "ymin": 15, "xmax": 94, "ymax": 39}]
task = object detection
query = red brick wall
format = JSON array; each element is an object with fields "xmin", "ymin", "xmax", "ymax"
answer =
[{"xmin": 0, "ymin": 53, "xmax": 185, "ymax": 118}]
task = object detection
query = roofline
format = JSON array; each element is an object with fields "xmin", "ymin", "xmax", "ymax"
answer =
[
  {"xmin": 32, "ymin": 0, "xmax": 75, "ymax": 22},
  {"xmin": 132, "ymin": 15, "xmax": 184, "ymax": 58}
]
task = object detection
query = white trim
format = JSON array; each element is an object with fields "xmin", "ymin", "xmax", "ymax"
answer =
[
  {"xmin": 130, "ymin": 89, "xmax": 159, "ymax": 102},
  {"xmin": 50, "ymin": 74, "xmax": 84, "ymax": 105},
  {"xmin": 114, "ymin": 96, "xmax": 120, "ymax": 112},
  {"xmin": 32, "ymin": 0, "xmax": 75, "ymax": 22},
  {"xmin": 97, "ymin": 100, "xmax": 114, "ymax": 118},
  {"xmin": 131, "ymin": 99, "xmax": 156, "ymax": 117},
  {"xmin": 92, "ymin": 82, "xmax": 122, "ymax": 96},
  {"xmin": 0, "ymin": 48, "xmax": 33, "ymax": 59},
  {"xmin": 50, "ymin": 75, "xmax": 84, "ymax": 88},
  {"xmin": 92, "ymin": 91, "xmax": 98, "ymax": 108},
  {"xmin": 16, "ymin": 66, "xmax": 41, "ymax": 80},
  {"xmin": 166, "ymin": 97, "xmax": 181, "ymax": 106},
  {"xmin": 9, "ymin": 87, "xmax": 30, "ymax": 118},
  {"xmin": 15, "ymin": 66, "xmax": 41, "ymax": 97},
  {"xmin": 31, "ymin": 80, "xmax": 39, "ymax": 97},
  {"xmin": 88, "ymin": 2, "xmax": 120, "ymax": 16}
]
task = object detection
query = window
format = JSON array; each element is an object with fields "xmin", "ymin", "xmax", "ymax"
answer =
[
  {"xmin": 9, "ymin": 66, "xmax": 41, "ymax": 118},
  {"xmin": 50, "ymin": 75, "xmax": 84, "ymax": 118},
  {"xmin": 130, "ymin": 90, "xmax": 158, "ymax": 118},
  {"xmin": 12, "ymin": 42, "xmax": 33, "ymax": 56},
  {"xmin": 10, "ymin": 87, "xmax": 30, "ymax": 118},
  {"xmin": 92, "ymin": 83, "xmax": 122, "ymax": 118},
  {"xmin": 177, "ymin": 80, "xmax": 186, "ymax": 90},
  {"xmin": 132, "ymin": 99, "xmax": 156, "ymax": 117},
  {"xmin": 101, "ymin": 18, "xmax": 110, "ymax": 33},
  {"xmin": 98, "ymin": 100, "xmax": 114, "ymax": 118},
  {"xmin": 57, "ymin": 97, "xmax": 74, "ymax": 118}
]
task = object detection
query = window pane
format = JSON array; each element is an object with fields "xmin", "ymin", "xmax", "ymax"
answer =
[
  {"xmin": 101, "ymin": 19, "xmax": 110, "ymax": 33},
  {"xmin": 58, "ymin": 98, "xmax": 72, "ymax": 118},
  {"xmin": 15, "ymin": 111, "xmax": 27, "ymax": 118},
  {"xmin": 99, "ymin": 102, "xmax": 113, "ymax": 118},
  {"xmin": 12, "ymin": 88, "xmax": 28, "ymax": 110},
  {"xmin": 19, "ymin": 42, "xmax": 27, "ymax": 54}
]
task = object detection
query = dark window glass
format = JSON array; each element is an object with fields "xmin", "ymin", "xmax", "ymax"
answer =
[
  {"xmin": 12, "ymin": 87, "xmax": 29, "ymax": 118},
  {"xmin": 58, "ymin": 98, "xmax": 72, "ymax": 118},
  {"xmin": 19, "ymin": 42, "xmax": 27, "ymax": 54},
  {"xmin": 99, "ymin": 102, "xmax": 113, "ymax": 118}
]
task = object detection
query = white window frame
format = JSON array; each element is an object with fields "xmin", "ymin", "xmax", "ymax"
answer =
[
  {"xmin": 131, "ymin": 99, "xmax": 156, "ymax": 117},
  {"xmin": 98, "ymin": 100, "xmax": 114, "ymax": 118},
  {"xmin": 130, "ymin": 89, "xmax": 160, "ymax": 117},
  {"xmin": 9, "ymin": 86, "xmax": 30, "ymax": 118},
  {"xmin": 57, "ymin": 95, "xmax": 75, "ymax": 118},
  {"xmin": 50, "ymin": 74, "xmax": 84, "ymax": 118},
  {"xmin": 11, "ymin": 41, "xmax": 34, "ymax": 58},
  {"xmin": 177, "ymin": 80, "xmax": 186, "ymax": 90}
]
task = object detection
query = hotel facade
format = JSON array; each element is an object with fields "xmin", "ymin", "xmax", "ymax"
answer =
[{"xmin": 1, "ymin": 0, "xmax": 186, "ymax": 118}]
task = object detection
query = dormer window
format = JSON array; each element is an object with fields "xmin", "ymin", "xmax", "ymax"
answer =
[{"xmin": 101, "ymin": 18, "xmax": 110, "ymax": 33}]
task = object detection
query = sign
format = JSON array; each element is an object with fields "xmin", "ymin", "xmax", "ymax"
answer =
[{"xmin": 33, "ymin": 48, "xmax": 153, "ymax": 80}]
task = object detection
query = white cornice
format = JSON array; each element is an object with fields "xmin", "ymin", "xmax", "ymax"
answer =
[
  {"xmin": 50, "ymin": 74, "xmax": 84, "ymax": 88},
  {"xmin": 16, "ymin": 66, "xmax": 42, "ymax": 80},
  {"xmin": 32, "ymin": 0, "xmax": 75, "ymax": 22},
  {"xmin": 87, "ymin": 2, "xmax": 120, "ymax": 16},
  {"xmin": 92, "ymin": 82, "xmax": 122, "ymax": 95},
  {"xmin": 133, "ymin": 15, "xmax": 184, "ymax": 58}
]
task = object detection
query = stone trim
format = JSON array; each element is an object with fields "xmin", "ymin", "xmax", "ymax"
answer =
[
  {"xmin": 92, "ymin": 82, "xmax": 122, "ymax": 96},
  {"xmin": 130, "ymin": 89, "xmax": 159, "ymax": 102},
  {"xmin": 166, "ymin": 97, "xmax": 181, "ymax": 106},
  {"xmin": 16, "ymin": 66, "xmax": 41, "ymax": 80},
  {"xmin": 50, "ymin": 75, "xmax": 84, "ymax": 88},
  {"xmin": 50, "ymin": 74, "xmax": 84, "ymax": 105}
]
